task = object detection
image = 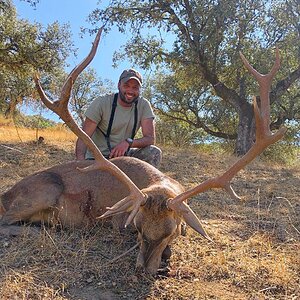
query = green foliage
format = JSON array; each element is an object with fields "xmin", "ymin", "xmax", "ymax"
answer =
[
  {"xmin": 262, "ymin": 122, "xmax": 300, "ymax": 165},
  {"xmin": 89, "ymin": 0, "xmax": 300, "ymax": 155},
  {"xmin": 0, "ymin": 0, "xmax": 75, "ymax": 117},
  {"xmin": 0, "ymin": 1, "xmax": 115, "ymax": 126},
  {"xmin": 155, "ymin": 113, "xmax": 204, "ymax": 146},
  {"xmin": 156, "ymin": 112, "xmax": 299, "ymax": 164},
  {"xmin": 14, "ymin": 113, "xmax": 57, "ymax": 129},
  {"xmin": 262, "ymin": 142, "xmax": 299, "ymax": 165},
  {"xmin": 71, "ymin": 68, "xmax": 114, "ymax": 126},
  {"xmin": 144, "ymin": 71, "xmax": 238, "ymax": 141}
]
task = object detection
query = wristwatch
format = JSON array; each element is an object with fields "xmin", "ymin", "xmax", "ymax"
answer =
[{"xmin": 126, "ymin": 138, "xmax": 133, "ymax": 147}]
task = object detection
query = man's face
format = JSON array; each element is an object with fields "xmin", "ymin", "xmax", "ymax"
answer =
[{"xmin": 118, "ymin": 78, "xmax": 141, "ymax": 105}]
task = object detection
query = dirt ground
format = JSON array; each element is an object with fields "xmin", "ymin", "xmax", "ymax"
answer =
[{"xmin": 0, "ymin": 140, "xmax": 299, "ymax": 300}]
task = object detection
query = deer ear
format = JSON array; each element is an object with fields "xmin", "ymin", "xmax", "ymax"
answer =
[{"xmin": 167, "ymin": 200, "xmax": 213, "ymax": 242}]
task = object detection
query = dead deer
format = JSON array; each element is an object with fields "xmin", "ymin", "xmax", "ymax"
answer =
[{"xmin": 0, "ymin": 28, "xmax": 285, "ymax": 275}]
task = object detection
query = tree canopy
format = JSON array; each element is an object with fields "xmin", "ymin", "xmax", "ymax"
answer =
[
  {"xmin": 1, "ymin": 0, "xmax": 298, "ymax": 153},
  {"xmin": 88, "ymin": 0, "xmax": 300, "ymax": 154},
  {"xmin": 0, "ymin": 0, "xmax": 74, "ymax": 117},
  {"xmin": 70, "ymin": 68, "xmax": 114, "ymax": 126}
]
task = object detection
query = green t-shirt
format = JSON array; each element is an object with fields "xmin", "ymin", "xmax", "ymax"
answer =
[{"xmin": 85, "ymin": 93, "xmax": 155, "ymax": 158}]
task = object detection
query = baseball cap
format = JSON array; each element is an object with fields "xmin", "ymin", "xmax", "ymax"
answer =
[{"xmin": 119, "ymin": 69, "xmax": 143, "ymax": 86}]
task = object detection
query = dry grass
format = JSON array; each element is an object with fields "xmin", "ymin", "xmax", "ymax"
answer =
[
  {"xmin": 0, "ymin": 116, "xmax": 77, "ymax": 143},
  {"xmin": 0, "ymin": 125, "xmax": 77, "ymax": 143},
  {"xmin": 0, "ymin": 127, "xmax": 299, "ymax": 300}
]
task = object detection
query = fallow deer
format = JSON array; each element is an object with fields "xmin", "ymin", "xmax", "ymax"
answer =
[{"xmin": 0, "ymin": 28, "xmax": 286, "ymax": 275}]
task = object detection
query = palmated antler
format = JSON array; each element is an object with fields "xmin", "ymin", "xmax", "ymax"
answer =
[
  {"xmin": 166, "ymin": 48, "xmax": 286, "ymax": 234},
  {"xmin": 34, "ymin": 28, "xmax": 146, "ymax": 226}
]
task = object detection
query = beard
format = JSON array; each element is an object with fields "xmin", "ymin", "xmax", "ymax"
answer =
[{"xmin": 118, "ymin": 89, "xmax": 139, "ymax": 105}]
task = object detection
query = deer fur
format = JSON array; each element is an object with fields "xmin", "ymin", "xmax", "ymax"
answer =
[{"xmin": 0, "ymin": 157, "xmax": 185, "ymax": 274}]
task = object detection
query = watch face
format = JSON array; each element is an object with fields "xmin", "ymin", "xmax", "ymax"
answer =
[{"xmin": 127, "ymin": 138, "xmax": 133, "ymax": 143}]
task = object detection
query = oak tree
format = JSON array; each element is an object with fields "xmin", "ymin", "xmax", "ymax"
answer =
[{"xmin": 88, "ymin": 0, "xmax": 300, "ymax": 154}]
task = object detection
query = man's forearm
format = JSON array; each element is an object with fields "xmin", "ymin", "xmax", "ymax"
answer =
[{"xmin": 131, "ymin": 135, "xmax": 155, "ymax": 148}]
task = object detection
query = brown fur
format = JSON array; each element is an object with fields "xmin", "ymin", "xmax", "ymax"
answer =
[{"xmin": 0, "ymin": 156, "xmax": 185, "ymax": 274}]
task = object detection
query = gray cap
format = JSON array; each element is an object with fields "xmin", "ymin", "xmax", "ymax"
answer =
[{"xmin": 119, "ymin": 69, "xmax": 142, "ymax": 86}]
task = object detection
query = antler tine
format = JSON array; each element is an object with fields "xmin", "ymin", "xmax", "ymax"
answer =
[
  {"xmin": 239, "ymin": 48, "xmax": 280, "ymax": 132},
  {"xmin": 60, "ymin": 27, "xmax": 104, "ymax": 105},
  {"xmin": 34, "ymin": 28, "xmax": 103, "ymax": 116},
  {"xmin": 34, "ymin": 28, "xmax": 147, "ymax": 221},
  {"xmin": 168, "ymin": 49, "xmax": 286, "ymax": 210}
]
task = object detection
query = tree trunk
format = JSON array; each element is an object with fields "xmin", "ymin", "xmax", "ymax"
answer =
[
  {"xmin": 4, "ymin": 98, "xmax": 18, "ymax": 118},
  {"xmin": 234, "ymin": 103, "xmax": 255, "ymax": 156}
]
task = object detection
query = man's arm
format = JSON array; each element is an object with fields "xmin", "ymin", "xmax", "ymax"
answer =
[
  {"xmin": 109, "ymin": 118, "xmax": 155, "ymax": 158},
  {"xmin": 75, "ymin": 117, "xmax": 98, "ymax": 160},
  {"xmin": 131, "ymin": 117, "xmax": 155, "ymax": 148}
]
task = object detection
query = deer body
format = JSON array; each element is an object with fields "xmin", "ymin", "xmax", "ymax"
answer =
[
  {"xmin": 0, "ymin": 157, "xmax": 184, "ymax": 228},
  {"xmin": 1, "ymin": 157, "xmax": 186, "ymax": 274}
]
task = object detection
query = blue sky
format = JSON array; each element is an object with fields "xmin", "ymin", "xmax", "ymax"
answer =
[
  {"xmin": 14, "ymin": 0, "xmax": 135, "ymax": 83},
  {"xmin": 14, "ymin": 0, "xmax": 141, "ymax": 120}
]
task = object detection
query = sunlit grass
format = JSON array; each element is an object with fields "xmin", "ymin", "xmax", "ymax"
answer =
[{"xmin": 0, "ymin": 122, "xmax": 77, "ymax": 143}]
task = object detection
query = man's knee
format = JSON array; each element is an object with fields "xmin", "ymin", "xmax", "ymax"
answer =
[
  {"xmin": 147, "ymin": 145, "xmax": 162, "ymax": 168},
  {"xmin": 129, "ymin": 145, "xmax": 162, "ymax": 168}
]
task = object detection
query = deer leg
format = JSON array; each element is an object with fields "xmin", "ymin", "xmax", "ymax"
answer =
[
  {"xmin": 161, "ymin": 245, "xmax": 172, "ymax": 260},
  {"xmin": 0, "ymin": 172, "xmax": 64, "ymax": 225}
]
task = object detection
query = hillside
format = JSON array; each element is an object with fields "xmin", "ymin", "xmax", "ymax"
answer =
[{"xmin": 0, "ymin": 132, "xmax": 299, "ymax": 299}]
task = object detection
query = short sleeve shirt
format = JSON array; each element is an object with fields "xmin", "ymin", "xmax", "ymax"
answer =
[{"xmin": 85, "ymin": 93, "xmax": 155, "ymax": 158}]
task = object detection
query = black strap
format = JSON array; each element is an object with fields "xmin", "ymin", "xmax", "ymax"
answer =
[
  {"xmin": 101, "ymin": 93, "xmax": 138, "ymax": 152},
  {"xmin": 131, "ymin": 102, "xmax": 138, "ymax": 140},
  {"xmin": 105, "ymin": 93, "xmax": 118, "ymax": 151},
  {"xmin": 125, "ymin": 102, "xmax": 138, "ymax": 155}
]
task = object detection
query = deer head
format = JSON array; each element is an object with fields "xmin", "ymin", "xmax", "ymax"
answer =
[{"xmin": 34, "ymin": 29, "xmax": 285, "ymax": 275}]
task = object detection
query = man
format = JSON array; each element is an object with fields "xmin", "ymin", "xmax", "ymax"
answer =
[{"xmin": 75, "ymin": 69, "xmax": 162, "ymax": 168}]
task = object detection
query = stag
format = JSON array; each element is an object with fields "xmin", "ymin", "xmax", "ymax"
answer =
[{"xmin": 0, "ymin": 28, "xmax": 285, "ymax": 275}]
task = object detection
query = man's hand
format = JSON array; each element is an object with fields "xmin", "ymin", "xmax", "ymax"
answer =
[{"xmin": 109, "ymin": 140, "xmax": 130, "ymax": 158}]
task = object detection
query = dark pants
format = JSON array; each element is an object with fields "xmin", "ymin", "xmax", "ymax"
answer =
[
  {"xmin": 127, "ymin": 145, "xmax": 162, "ymax": 168},
  {"xmin": 87, "ymin": 145, "xmax": 162, "ymax": 168}
]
